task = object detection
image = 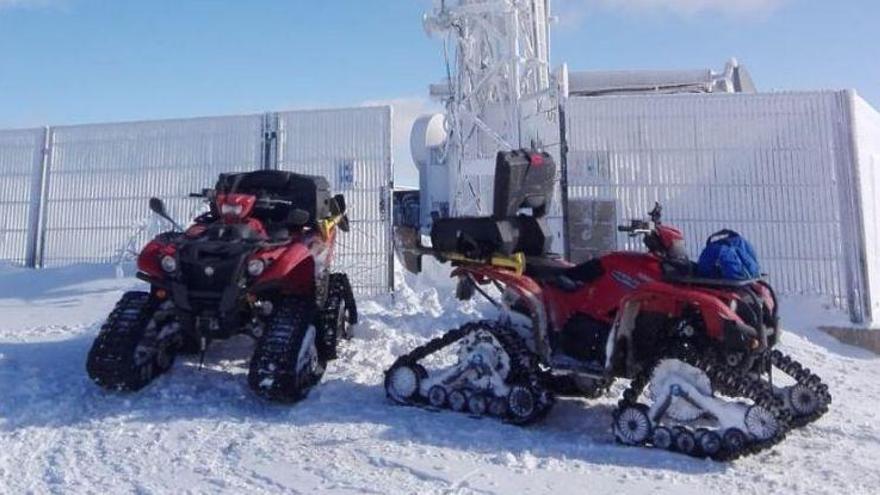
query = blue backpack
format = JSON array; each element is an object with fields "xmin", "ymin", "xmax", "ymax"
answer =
[{"xmin": 697, "ymin": 230, "xmax": 762, "ymax": 281}]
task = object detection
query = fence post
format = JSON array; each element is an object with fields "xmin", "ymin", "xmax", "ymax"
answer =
[
  {"xmin": 25, "ymin": 126, "xmax": 52, "ymax": 268},
  {"xmin": 558, "ymin": 102, "xmax": 571, "ymax": 261},
  {"xmin": 262, "ymin": 113, "xmax": 280, "ymax": 171},
  {"xmin": 386, "ymin": 105, "xmax": 395, "ymax": 293}
]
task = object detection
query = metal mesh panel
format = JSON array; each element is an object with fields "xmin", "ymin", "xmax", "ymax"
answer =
[
  {"xmin": 564, "ymin": 92, "xmax": 853, "ymax": 305},
  {"xmin": 275, "ymin": 106, "xmax": 393, "ymax": 296},
  {"xmin": 41, "ymin": 115, "xmax": 264, "ymax": 265},
  {"xmin": 0, "ymin": 128, "xmax": 44, "ymax": 264}
]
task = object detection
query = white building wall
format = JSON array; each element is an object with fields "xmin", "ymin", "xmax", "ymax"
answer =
[
  {"xmin": 564, "ymin": 91, "xmax": 859, "ymax": 312},
  {"xmin": 0, "ymin": 128, "xmax": 44, "ymax": 265},
  {"xmin": 275, "ymin": 106, "xmax": 393, "ymax": 296},
  {"xmin": 851, "ymin": 92, "xmax": 880, "ymax": 322}
]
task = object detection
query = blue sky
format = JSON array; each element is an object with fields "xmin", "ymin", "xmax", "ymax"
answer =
[{"xmin": 1, "ymin": 0, "xmax": 877, "ymax": 184}]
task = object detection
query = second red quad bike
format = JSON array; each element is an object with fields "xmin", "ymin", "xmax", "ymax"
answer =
[
  {"xmin": 87, "ymin": 170, "xmax": 358, "ymax": 402},
  {"xmin": 385, "ymin": 150, "xmax": 830, "ymax": 460}
]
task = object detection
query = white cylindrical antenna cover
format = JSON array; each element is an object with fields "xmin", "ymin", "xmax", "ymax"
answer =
[{"xmin": 410, "ymin": 113, "xmax": 448, "ymax": 167}]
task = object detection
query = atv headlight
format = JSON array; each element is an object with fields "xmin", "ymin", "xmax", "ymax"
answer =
[
  {"xmin": 247, "ymin": 259, "xmax": 265, "ymax": 277},
  {"xmin": 221, "ymin": 203, "xmax": 243, "ymax": 216},
  {"xmin": 160, "ymin": 255, "xmax": 177, "ymax": 273}
]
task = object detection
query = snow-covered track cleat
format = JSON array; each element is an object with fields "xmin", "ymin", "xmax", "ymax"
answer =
[
  {"xmin": 317, "ymin": 273, "xmax": 358, "ymax": 360},
  {"xmin": 248, "ymin": 298, "xmax": 325, "ymax": 403},
  {"xmin": 86, "ymin": 291, "xmax": 181, "ymax": 391},
  {"xmin": 384, "ymin": 320, "xmax": 553, "ymax": 425}
]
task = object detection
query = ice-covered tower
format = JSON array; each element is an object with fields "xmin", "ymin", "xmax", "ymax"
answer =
[{"xmin": 411, "ymin": 0, "xmax": 561, "ymax": 227}]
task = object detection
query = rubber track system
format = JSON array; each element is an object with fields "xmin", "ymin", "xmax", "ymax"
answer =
[
  {"xmin": 317, "ymin": 273, "xmax": 358, "ymax": 361},
  {"xmin": 86, "ymin": 291, "xmax": 176, "ymax": 391},
  {"xmin": 769, "ymin": 349, "xmax": 832, "ymax": 428},
  {"xmin": 384, "ymin": 320, "xmax": 553, "ymax": 425},
  {"xmin": 248, "ymin": 298, "xmax": 324, "ymax": 403},
  {"xmin": 613, "ymin": 347, "xmax": 830, "ymax": 461}
]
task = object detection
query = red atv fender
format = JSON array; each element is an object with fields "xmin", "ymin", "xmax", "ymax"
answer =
[
  {"xmin": 607, "ymin": 280, "xmax": 761, "ymax": 375},
  {"xmin": 452, "ymin": 265, "xmax": 552, "ymax": 360},
  {"xmin": 252, "ymin": 241, "xmax": 316, "ymax": 298}
]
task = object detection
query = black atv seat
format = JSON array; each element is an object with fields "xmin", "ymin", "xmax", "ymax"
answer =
[
  {"xmin": 661, "ymin": 260, "xmax": 762, "ymax": 288},
  {"xmin": 431, "ymin": 216, "xmax": 552, "ymax": 259},
  {"xmin": 526, "ymin": 257, "xmax": 605, "ymax": 286}
]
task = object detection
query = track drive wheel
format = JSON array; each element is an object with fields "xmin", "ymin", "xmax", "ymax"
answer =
[
  {"xmin": 506, "ymin": 384, "xmax": 542, "ymax": 425},
  {"xmin": 614, "ymin": 404, "xmax": 652, "ymax": 446},
  {"xmin": 385, "ymin": 363, "xmax": 426, "ymax": 403}
]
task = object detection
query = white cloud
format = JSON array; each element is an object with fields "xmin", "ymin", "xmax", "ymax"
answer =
[
  {"xmin": 362, "ymin": 97, "xmax": 443, "ymax": 188},
  {"xmin": 556, "ymin": 0, "xmax": 787, "ymax": 20}
]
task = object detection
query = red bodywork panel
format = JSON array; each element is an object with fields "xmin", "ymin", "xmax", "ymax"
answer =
[
  {"xmin": 656, "ymin": 225, "xmax": 684, "ymax": 249},
  {"xmin": 137, "ymin": 240, "xmax": 176, "ymax": 280},
  {"xmin": 252, "ymin": 232, "xmax": 320, "ymax": 297},
  {"xmin": 544, "ymin": 252, "xmax": 664, "ymax": 328}
]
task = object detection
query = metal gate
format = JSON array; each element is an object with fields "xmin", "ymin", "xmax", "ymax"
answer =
[{"xmin": 274, "ymin": 106, "xmax": 393, "ymax": 296}]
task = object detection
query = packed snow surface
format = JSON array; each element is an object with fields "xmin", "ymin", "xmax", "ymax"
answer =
[{"xmin": 1, "ymin": 263, "xmax": 879, "ymax": 494}]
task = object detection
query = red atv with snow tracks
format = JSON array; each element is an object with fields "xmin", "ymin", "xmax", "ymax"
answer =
[
  {"xmin": 385, "ymin": 149, "xmax": 830, "ymax": 460},
  {"xmin": 86, "ymin": 170, "xmax": 357, "ymax": 402}
]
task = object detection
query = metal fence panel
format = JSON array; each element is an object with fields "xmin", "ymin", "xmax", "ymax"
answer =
[
  {"xmin": 275, "ymin": 106, "xmax": 393, "ymax": 296},
  {"xmin": 0, "ymin": 128, "xmax": 44, "ymax": 265},
  {"xmin": 564, "ymin": 92, "xmax": 854, "ymax": 306},
  {"xmin": 41, "ymin": 115, "xmax": 264, "ymax": 265},
  {"xmin": 852, "ymin": 92, "xmax": 880, "ymax": 321}
]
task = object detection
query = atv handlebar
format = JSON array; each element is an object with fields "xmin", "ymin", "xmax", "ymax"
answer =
[
  {"xmin": 189, "ymin": 188, "xmax": 214, "ymax": 199},
  {"xmin": 188, "ymin": 190, "xmax": 291, "ymax": 208},
  {"xmin": 618, "ymin": 220, "xmax": 651, "ymax": 234},
  {"xmin": 256, "ymin": 198, "xmax": 293, "ymax": 207},
  {"xmin": 619, "ymin": 202, "xmax": 664, "ymax": 236}
]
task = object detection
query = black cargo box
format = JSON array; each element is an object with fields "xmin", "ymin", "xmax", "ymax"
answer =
[
  {"xmin": 431, "ymin": 216, "xmax": 552, "ymax": 259},
  {"xmin": 216, "ymin": 170, "xmax": 332, "ymax": 224},
  {"xmin": 493, "ymin": 150, "xmax": 556, "ymax": 218}
]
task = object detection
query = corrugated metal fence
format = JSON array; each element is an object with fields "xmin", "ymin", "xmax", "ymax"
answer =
[
  {"xmin": 0, "ymin": 128, "xmax": 44, "ymax": 266},
  {"xmin": 563, "ymin": 91, "xmax": 867, "ymax": 319},
  {"xmin": 0, "ymin": 106, "xmax": 393, "ymax": 296},
  {"xmin": 42, "ymin": 115, "xmax": 265, "ymax": 266}
]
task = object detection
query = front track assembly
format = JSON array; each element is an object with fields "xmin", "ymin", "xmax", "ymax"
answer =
[
  {"xmin": 613, "ymin": 348, "xmax": 831, "ymax": 461},
  {"xmin": 384, "ymin": 321, "xmax": 553, "ymax": 425},
  {"xmin": 86, "ymin": 291, "xmax": 181, "ymax": 391}
]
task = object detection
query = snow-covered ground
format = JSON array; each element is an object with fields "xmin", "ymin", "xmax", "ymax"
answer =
[{"xmin": 1, "ymin": 263, "xmax": 879, "ymax": 494}]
